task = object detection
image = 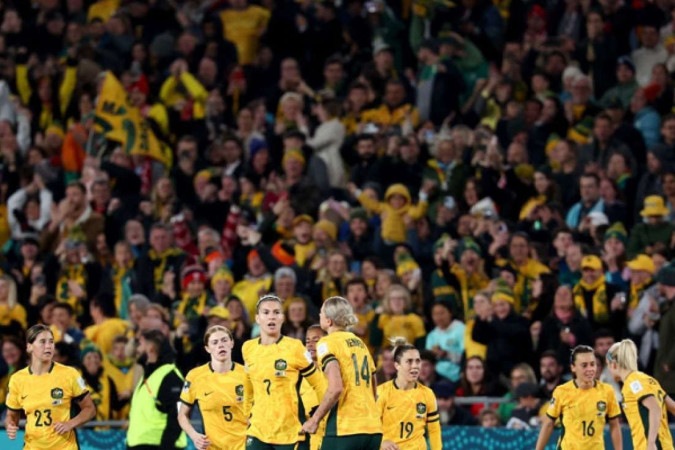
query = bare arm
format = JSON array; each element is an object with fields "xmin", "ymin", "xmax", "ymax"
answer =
[
  {"xmin": 54, "ymin": 393, "xmax": 96, "ymax": 434},
  {"xmin": 641, "ymin": 395, "xmax": 662, "ymax": 447},
  {"xmin": 178, "ymin": 402, "xmax": 210, "ymax": 450},
  {"xmin": 535, "ymin": 415, "xmax": 555, "ymax": 450},
  {"xmin": 301, "ymin": 360, "xmax": 343, "ymax": 433},
  {"xmin": 609, "ymin": 417, "xmax": 623, "ymax": 450},
  {"xmin": 5, "ymin": 409, "xmax": 20, "ymax": 440}
]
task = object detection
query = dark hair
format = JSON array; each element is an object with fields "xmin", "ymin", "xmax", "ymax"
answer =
[
  {"xmin": 306, "ymin": 324, "xmax": 327, "ymax": 336},
  {"xmin": 580, "ymin": 172, "xmax": 601, "ymax": 186},
  {"xmin": 2, "ymin": 336, "xmax": 28, "ymax": 369},
  {"xmin": 66, "ymin": 180, "xmax": 87, "ymax": 194},
  {"xmin": 345, "ymin": 277, "xmax": 369, "ymax": 293},
  {"xmin": 390, "ymin": 337, "xmax": 417, "ymax": 363},
  {"xmin": 26, "ymin": 324, "xmax": 53, "ymax": 344},
  {"xmin": 141, "ymin": 329, "xmax": 170, "ymax": 354},
  {"xmin": 324, "ymin": 55, "xmax": 343, "ymax": 68},
  {"xmin": 419, "ymin": 350, "xmax": 437, "ymax": 364},
  {"xmin": 91, "ymin": 293, "xmax": 117, "ymax": 318},
  {"xmin": 570, "ymin": 345, "xmax": 595, "ymax": 364},
  {"xmin": 540, "ymin": 350, "xmax": 560, "ymax": 364},
  {"xmin": 592, "ymin": 328, "xmax": 614, "ymax": 344},
  {"xmin": 52, "ymin": 302, "xmax": 75, "ymax": 316}
]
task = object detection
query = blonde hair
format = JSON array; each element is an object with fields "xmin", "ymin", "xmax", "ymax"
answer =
[
  {"xmin": 203, "ymin": 325, "xmax": 233, "ymax": 346},
  {"xmin": 383, "ymin": 284, "xmax": 411, "ymax": 314},
  {"xmin": 0, "ymin": 275, "xmax": 18, "ymax": 309},
  {"xmin": 322, "ymin": 296, "xmax": 358, "ymax": 328},
  {"xmin": 607, "ymin": 339, "xmax": 638, "ymax": 372}
]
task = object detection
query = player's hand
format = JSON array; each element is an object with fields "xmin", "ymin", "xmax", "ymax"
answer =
[
  {"xmin": 6, "ymin": 422, "xmax": 18, "ymax": 439},
  {"xmin": 191, "ymin": 432, "xmax": 210, "ymax": 449},
  {"xmin": 301, "ymin": 419, "xmax": 318, "ymax": 434},
  {"xmin": 381, "ymin": 440, "xmax": 400, "ymax": 450},
  {"xmin": 53, "ymin": 421, "xmax": 74, "ymax": 434}
]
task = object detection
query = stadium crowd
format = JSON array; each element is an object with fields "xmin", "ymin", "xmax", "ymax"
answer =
[{"xmin": 1, "ymin": 0, "xmax": 675, "ymax": 435}]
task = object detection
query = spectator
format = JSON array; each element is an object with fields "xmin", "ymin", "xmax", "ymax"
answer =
[
  {"xmin": 627, "ymin": 196, "xmax": 675, "ymax": 258},
  {"xmin": 455, "ymin": 356, "xmax": 504, "ymax": 417},
  {"xmin": 426, "ymin": 300, "xmax": 465, "ymax": 383},
  {"xmin": 538, "ymin": 350, "xmax": 564, "ymax": 399},
  {"xmin": 654, "ymin": 264, "xmax": 675, "ymax": 397},
  {"xmin": 631, "ymin": 24, "xmax": 667, "ymax": 87},
  {"xmin": 472, "ymin": 285, "xmax": 531, "ymax": 379},
  {"xmin": 434, "ymin": 381, "xmax": 477, "ymax": 426}
]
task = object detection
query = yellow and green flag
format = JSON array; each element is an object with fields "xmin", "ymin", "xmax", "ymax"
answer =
[{"xmin": 94, "ymin": 72, "xmax": 172, "ymax": 168}]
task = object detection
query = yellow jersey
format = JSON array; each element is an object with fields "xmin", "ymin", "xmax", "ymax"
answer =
[
  {"xmin": 84, "ymin": 318, "xmax": 131, "ymax": 356},
  {"xmin": 300, "ymin": 373, "xmax": 327, "ymax": 450},
  {"xmin": 5, "ymin": 362, "xmax": 89, "ymax": 450},
  {"xmin": 546, "ymin": 379, "xmax": 621, "ymax": 450},
  {"xmin": 316, "ymin": 330, "xmax": 382, "ymax": 437},
  {"xmin": 180, "ymin": 362, "xmax": 251, "ymax": 450},
  {"xmin": 376, "ymin": 380, "xmax": 442, "ymax": 450},
  {"xmin": 621, "ymin": 371, "xmax": 675, "ymax": 450},
  {"xmin": 243, "ymin": 336, "xmax": 324, "ymax": 445}
]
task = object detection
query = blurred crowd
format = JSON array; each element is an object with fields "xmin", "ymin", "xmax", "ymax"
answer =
[{"xmin": 0, "ymin": 0, "xmax": 675, "ymax": 430}]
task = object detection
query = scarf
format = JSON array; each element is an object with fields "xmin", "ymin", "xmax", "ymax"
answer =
[
  {"xmin": 112, "ymin": 263, "xmax": 134, "ymax": 319},
  {"xmin": 148, "ymin": 247, "xmax": 182, "ymax": 292},
  {"xmin": 629, "ymin": 279, "xmax": 652, "ymax": 310},
  {"xmin": 574, "ymin": 275, "xmax": 608, "ymax": 324},
  {"xmin": 56, "ymin": 264, "xmax": 86, "ymax": 316}
]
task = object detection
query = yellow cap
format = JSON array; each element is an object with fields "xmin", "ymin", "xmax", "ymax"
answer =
[
  {"xmin": 581, "ymin": 255, "xmax": 602, "ymax": 271},
  {"xmin": 626, "ymin": 254, "xmax": 656, "ymax": 275}
]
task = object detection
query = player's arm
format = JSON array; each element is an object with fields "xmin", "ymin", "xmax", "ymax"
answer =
[
  {"xmin": 5, "ymin": 409, "xmax": 20, "ymax": 440},
  {"xmin": 535, "ymin": 415, "xmax": 555, "ymax": 450},
  {"xmin": 666, "ymin": 395, "xmax": 675, "ymax": 416},
  {"xmin": 302, "ymin": 362, "xmax": 326, "ymax": 400},
  {"xmin": 54, "ymin": 392, "xmax": 96, "ymax": 434},
  {"xmin": 302, "ymin": 359, "xmax": 343, "ymax": 434},
  {"xmin": 178, "ymin": 402, "xmax": 210, "ymax": 450},
  {"xmin": 641, "ymin": 395, "xmax": 662, "ymax": 448},
  {"xmin": 608, "ymin": 416, "xmax": 622, "ymax": 450},
  {"xmin": 427, "ymin": 394, "xmax": 442, "ymax": 450}
]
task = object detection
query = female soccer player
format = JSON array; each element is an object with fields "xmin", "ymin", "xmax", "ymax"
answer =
[
  {"xmin": 302, "ymin": 324, "xmax": 328, "ymax": 450},
  {"xmin": 243, "ymin": 295, "xmax": 325, "ymax": 450},
  {"xmin": 302, "ymin": 296, "xmax": 382, "ymax": 450},
  {"xmin": 178, "ymin": 325, "xmax": 251, "ymax": 450},
  {"xmin": 4, "ymin": 324, "xmax": 96, "ymax": 449},
  {"xmin": 535, "ymin": 344, "xmax": 622, "ymax": 450},
  {"xmin": 606, "ymin": 339, "xmax": 675, "ymax": 450},
  {"xmin": 377, "ymin": 337, "xmax": 442, "ymax": 450}
]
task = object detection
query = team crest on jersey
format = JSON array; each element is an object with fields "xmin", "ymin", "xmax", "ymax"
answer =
[
  {"xmin": 416, "ymin": 402, "xmax": 427, "ymax": 418},
  {"xmin": 51, "ymin": 388, "xmax": 64, "ymax": 399},
  {"xmin": 246, "ymin": 437, "xmax": 254, "ymax": 447},
  {"xmin": 597, "ymin": 401, "xmax": 607, "ymax": 412},
  {"xmin": 182, "ymin": 381, "xmax": 191, "ymax": 392},
  {"xmin": 235, "ymin": 384, "xmax": 244, "ymax": 401},
  {"xmin": 549, "ymin": 397, "xmax": 555, "ymax": 406},
  {"xmin": 275, "ymin": 359, "xmax": 287, "ymax": 376}
]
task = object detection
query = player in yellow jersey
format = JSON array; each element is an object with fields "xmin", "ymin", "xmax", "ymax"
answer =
[
  {"xmin": 607, "ymin": 339, "xmax": 675, "ymax": 450},
  {"xmin": 4, "ymin": 324, "xmax": 96, "ymax": 449},
  {"xmin": 302, "ymin": 296, "xmax": 383, "ymax": 450},
  {"xmin": 536, "ymin": 345, "xmax": 622, "ymax": 450},
  {"xmin": 377, "ymin": 337, "xmax": 442, "ymax": 450},
  {"xmin": 243, "ymin": 295, "xmax": 325, "ymax": 450},
  {"xmin": 178, "ymin": 325, "xmax": 251, "ymax": 450},
  {"xmin": 301, "ymin": 325, "xmax": 328, "ymax": 450}
]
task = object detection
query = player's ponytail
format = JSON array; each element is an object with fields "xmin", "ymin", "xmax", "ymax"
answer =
[
  {"xmin": 606, "ymin": 339, "xmax": 638, "ymax": 372},
  {"xmin": 322, "ymin": 296, "xmax": 358, "ymax": 329},
  {"xmin": 390, "ymin": 337, "xmax": 416, "ymax": 364}
]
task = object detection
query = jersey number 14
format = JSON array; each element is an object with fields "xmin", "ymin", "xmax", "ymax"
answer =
[{"xmin": 351, "ymin": 354, "xmax": 371, "ymax": 387}]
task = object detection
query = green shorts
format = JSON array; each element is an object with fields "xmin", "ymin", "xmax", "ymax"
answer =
[
  {"xmin": 245, "ymin": 436, "xmax": 299, "ymax": 450},
  {"xmin": 319, "ymin": 433, "xmax": 382, "ymax": 450}
]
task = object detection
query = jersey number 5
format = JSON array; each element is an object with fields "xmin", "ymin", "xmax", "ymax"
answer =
[
  {"xmin": 351, "ymin": 354, "xmax": 371, "ymax": 387},
  {"xmin": 582, "ymin": 420, "xmax": 595, "ymax": 437},
  {"xmin": 223, "ymin": 406, "xmax": 233, "ymax": 422},
  {"xmin": 34, "ymin": 409, "xmax": 53, "ymax": 427}
]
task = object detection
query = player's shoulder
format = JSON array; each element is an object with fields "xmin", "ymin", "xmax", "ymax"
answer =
[
  {"xmin": 377, "ymin": 379, "xmax": 395, "ymax": 397},
  {"xmin": 416, "ymin": 382, "xmax": 436, "ymax": 399},
  {"xmin": 552, "ymin": 380, "xmax": 575, "ymax": 397},
  {"xmin": 185, "ymin": 363, "xmax": 211, "ymax": 381},
  {"xmin": 595, "ymin": 379, "xmax": 617, "ymax": 394},
  {"xmin": 279, "ymin": 335, "xmax": 305, "ymax": 350},
  {"xmin": 8, "ymin": 366, "xmax": 30, "ymax": 383},
  {"xmin": 242, "ymin": 338, "xmax": 258, "ymax": 353},
  {"xmin": 625, "ymin": 371, "xmax": 659, "ymax": 397},
  {"xmin": 54, "ymin": 362, "xmax": 80, "ymax": 378}
]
